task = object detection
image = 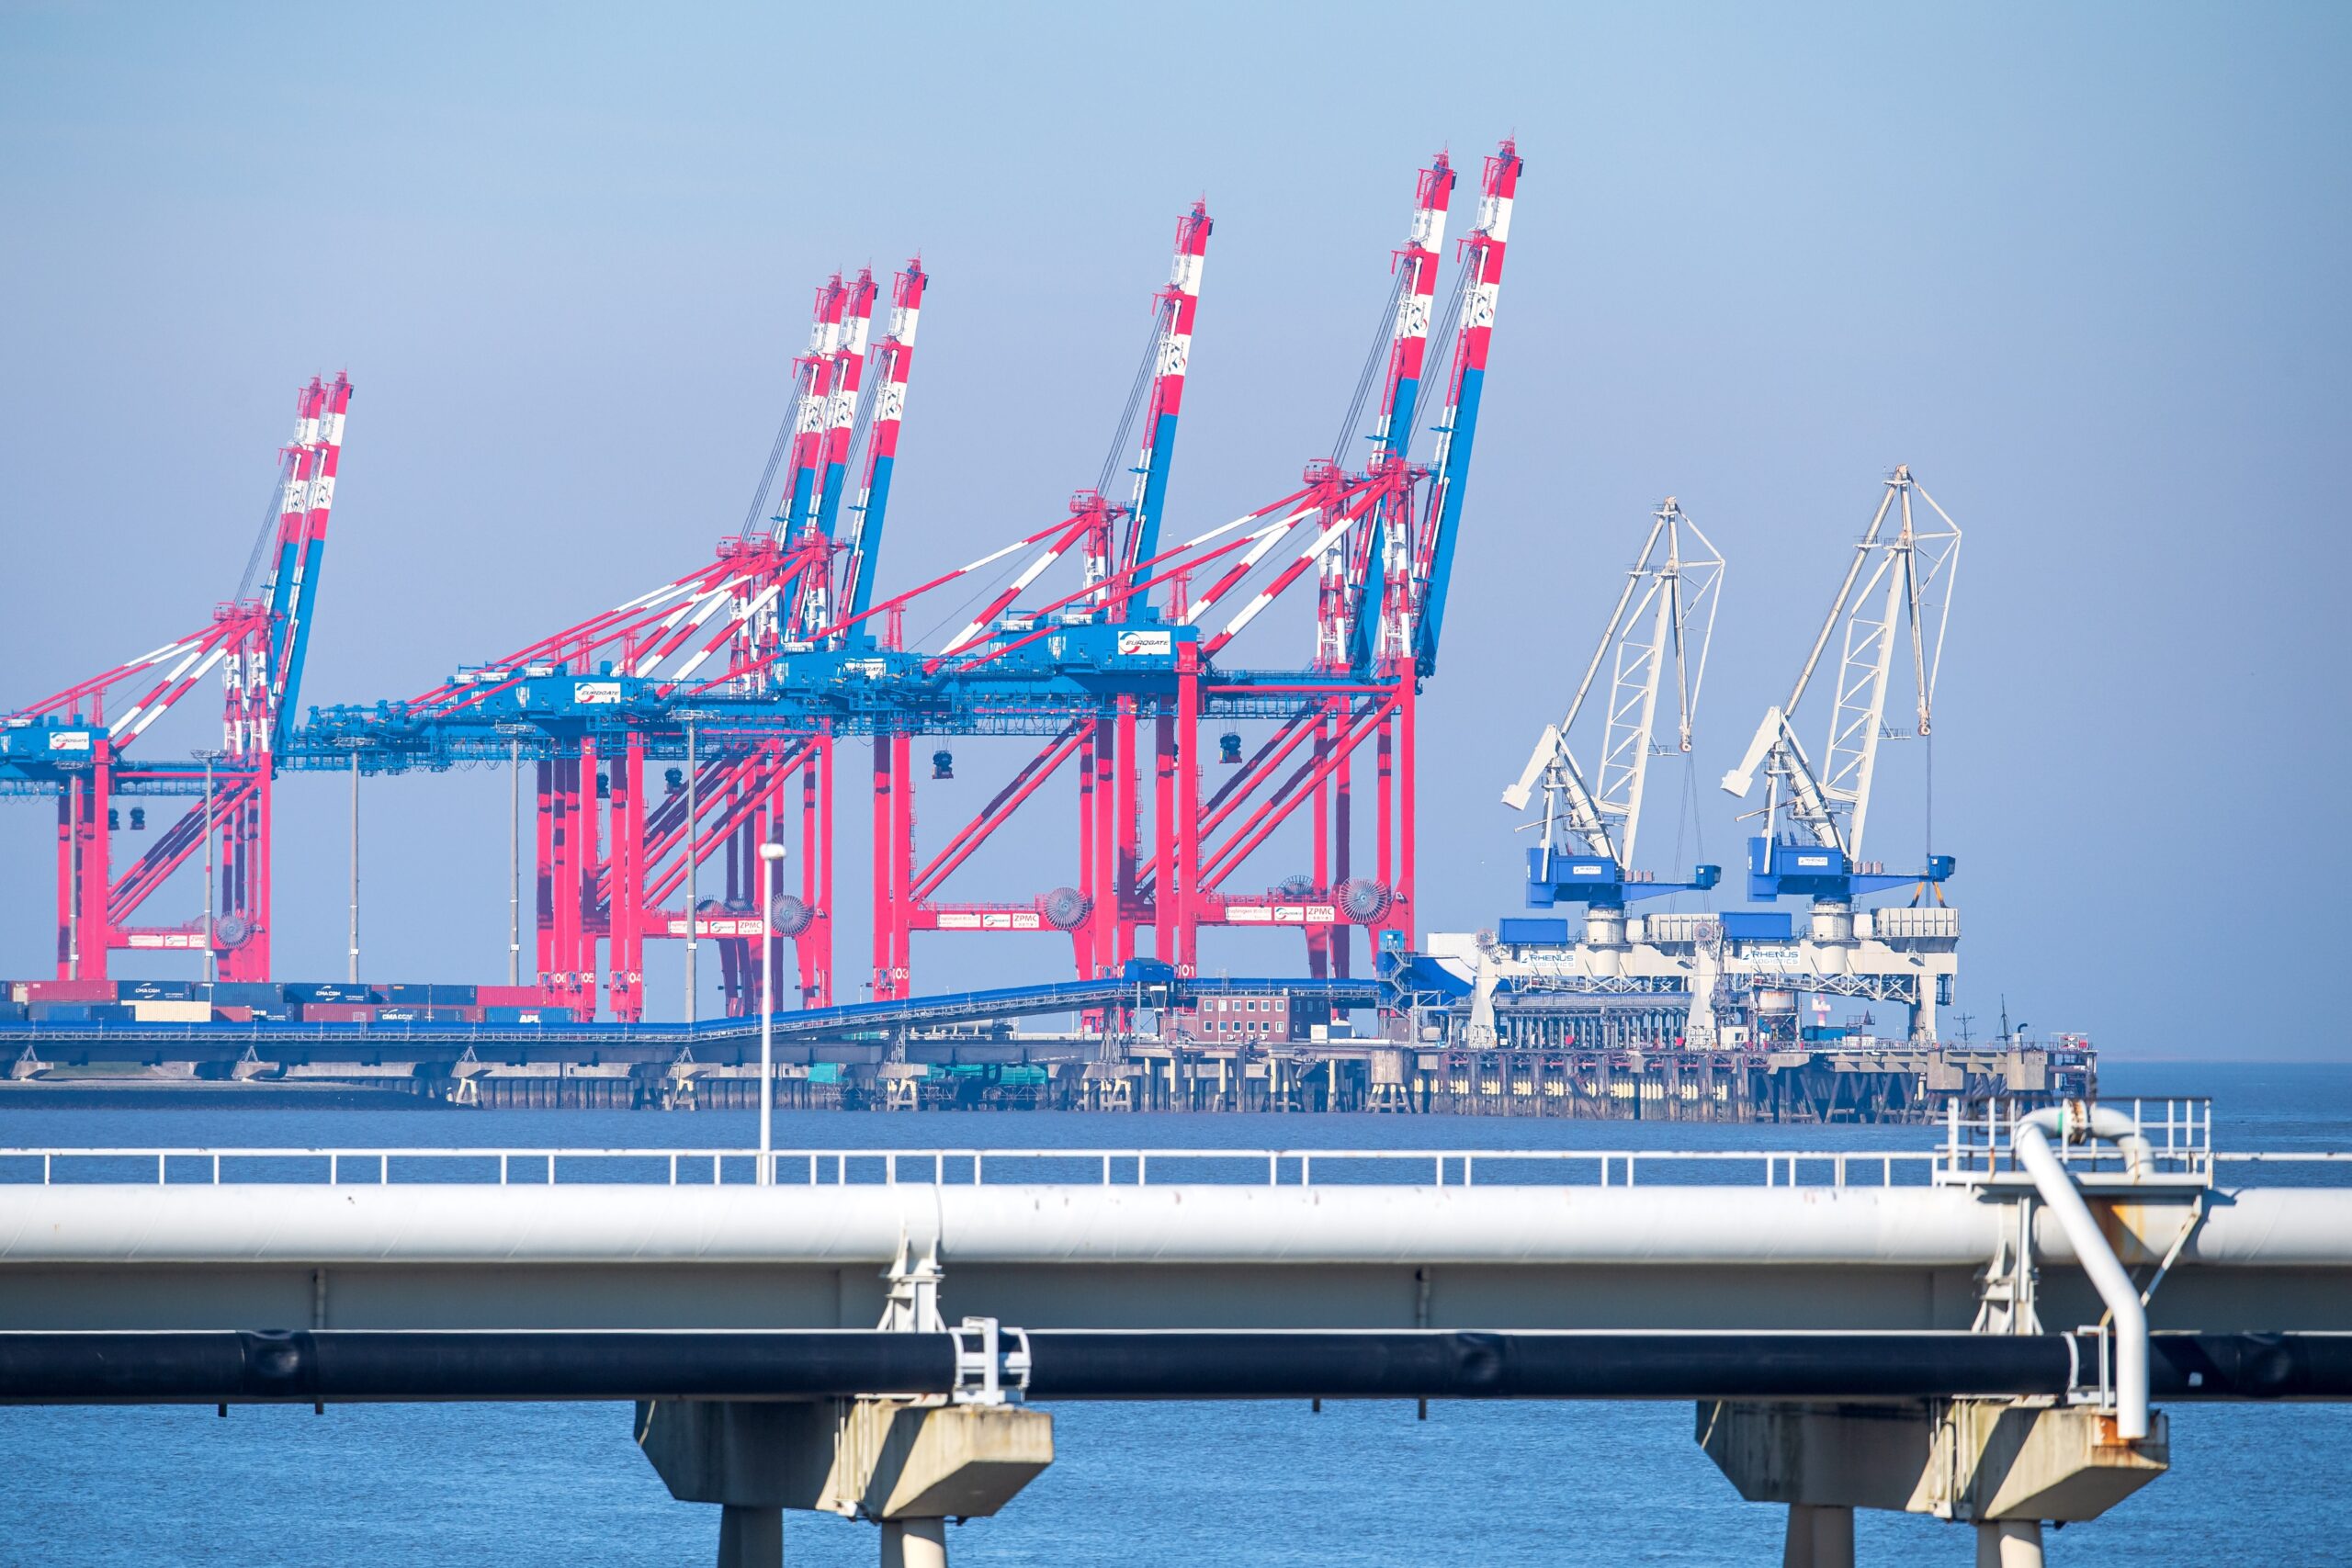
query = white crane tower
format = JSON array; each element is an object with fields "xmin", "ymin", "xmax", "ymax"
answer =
[
  {"xmin": 1719, "ymin": 464, "xmax": 1962, "ymax": 925},
  {"xmin": 1502, "ymin": 498, "xmax": 1725, "ymax": 940}
]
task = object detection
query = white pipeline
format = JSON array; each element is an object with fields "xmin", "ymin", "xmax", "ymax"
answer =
[{"xmin": 2013, "ymin": 1105, "xmax": 2151, "ymax": 1440}]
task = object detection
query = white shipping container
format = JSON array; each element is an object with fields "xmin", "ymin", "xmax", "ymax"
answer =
[
  {"xmin": 130, "ymin": 1000, "xmax": 211, "ymax": 1022},
  {"xmin": 1873, "ymin": 907, "xmax": 1961, "ymax": 940}
]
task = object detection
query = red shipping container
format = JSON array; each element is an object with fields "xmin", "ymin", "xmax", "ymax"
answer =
[
  {"xmin": 17, "ymin": 978, "xmax": 118, "ymax": 1004},
  {"xmin": 212, "ymin": 1006, "xmax": 254, "ymax": 1023},
  {"xmin": 301, "ymin": 1003, "xmax": 379, "ymax": 1023},
  {"xmin": 473, "ymin": 986, "xmax": 546, "ymax": 1008}
]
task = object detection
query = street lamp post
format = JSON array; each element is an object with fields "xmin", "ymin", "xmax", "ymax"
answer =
[
  {"xmin": 508, "ymin": 736, "xmax": 521, "ymax": 987},
  {"xmin": 758, "ymin": 838, "xmax": 788, "ymax": 1186},
  {"xmin": 347, "ymin": 749, "xmax": 361, "ymax": 984}
]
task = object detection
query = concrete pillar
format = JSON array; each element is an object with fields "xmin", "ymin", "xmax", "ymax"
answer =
[
  {"xmin": 1781, "ymin": 1503, "xmax": 1854, "ymax": 1568},
  {"xmin": 717, "ymin": 1506, "xmax": 782, "ymax": 1568},
  {"xmin": 880, "ymin": 1517, "xmax": 948, "ymax": 1568},
  {"xmin": 1974, "ymin": 1520, "xmax": 2043, "ymax": 1568}
]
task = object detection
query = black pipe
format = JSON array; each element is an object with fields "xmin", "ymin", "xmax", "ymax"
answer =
[
  {"xmin": 0, "ymin": 1331, "xmax": 956, "ymax": 1404},
  {"xmin": 0, "ymin": 1330, "xmax": 2342, "ymax": 1405},
  {"xmin": 1027, "ymin": 1331, "xmax": 2075, "ymax": 1401}
]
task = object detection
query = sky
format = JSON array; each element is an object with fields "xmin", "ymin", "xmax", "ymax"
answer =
[{"xmin": 1, "ymin": 2, "xmax": 2346, "ymax": 1058}]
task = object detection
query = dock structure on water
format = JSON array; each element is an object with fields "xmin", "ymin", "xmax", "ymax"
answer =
[{"xmin": 0, "ymin": 1099, "xmax": 2343, "ymax": 1567}]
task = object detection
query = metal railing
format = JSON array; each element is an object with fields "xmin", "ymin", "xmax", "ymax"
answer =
[
  {"xmin": 1936, "ymin": 1098, "xmax": 2238, "ymax": 1187},
  {"xmin": 0, "ymin": 1140, "xmax": 2343, "ymax": 1190}
]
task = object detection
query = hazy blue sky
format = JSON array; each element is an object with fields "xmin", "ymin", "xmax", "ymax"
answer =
[{"xmin": 2, "ymin": 4, "xmax": 2345, "ymax": 1057}]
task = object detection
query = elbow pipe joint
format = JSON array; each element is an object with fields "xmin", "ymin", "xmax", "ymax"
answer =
[{"xmin": 2014, "ymin": 1105, "xmax": 2149, "ymax": 1439}]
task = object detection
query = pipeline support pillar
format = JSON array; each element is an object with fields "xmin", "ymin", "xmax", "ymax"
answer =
[
  {"xmin": 1781, "ymin": 1503, "xmax": 1853, "ymax": 1568},
  {"xmin": 638, "ymin": 1397, "xmax": 1051, "ymax": 1568},
  {"xmin": 1698, "ymin": 1399, "xmax": 2165, "ymax": 1558},
  {"xmin": 717, "ymin": 1504, "xmax": 782, "ymax": 1568}
]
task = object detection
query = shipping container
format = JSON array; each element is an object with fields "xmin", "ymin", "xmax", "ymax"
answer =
[
  {"xmin": 119, "ymin": 979, "xmax": 198, "ymax": 1001},
  {"xmin": 384, "ymin": 984, "xmax": 434, "ymax": 1005},
  {"xmin": 130, "ymin": 1000, "xmax": 211, "ymax": 1023},
  {"xmin": 17, "ymin": 978, "xmax": 118, "ymax": 1004},
  {"xmin": 300, "ymin": 1003, "xmax": 380, "ymax": 1024},
  {"xmin": 29, "ymin": 1003, "xmax": 90, "ymax": 1021},
  {"xmin": 432, "ymin": 984, "xmax": 480, "ymax": 1006},
  {"xmin": 474, "ymin": 986, "xmax": 546, "ymax": 1008},
  {"xmin": 0, "ymin": 1001, "xmax": 24, "ymax": 1022},
  {"xmin": 211, "ymin": 1006, "xmax": 254, "ymax": 1023},
  {"xmin": 481, "ymin": 1006, "xmax": 574, "ymax": 1025},
  {"xmin": 204, "ymin": 982, "xmax": 281, "ymax": 1006},
  {"xmin": 282, "ymin": 982, "xmax": 384, "ymax": 1005}
]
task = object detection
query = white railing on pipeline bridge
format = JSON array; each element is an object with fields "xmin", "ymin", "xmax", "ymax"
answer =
[{"xmin": 0, "ymin": 1144, "xmax": 2345, "ymax": 1190}]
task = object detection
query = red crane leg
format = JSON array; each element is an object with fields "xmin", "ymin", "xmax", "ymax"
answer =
[
  {"xmin": 795, "ymin": 737, "xmax": 833, "ymax": 1007},
  {"xmin": 534, "ymin": 761, "xmax": 556, "ymax": 992},
  {"xmin": 576, "ymin": 739, "xmax": 602, "ymax": 1015},
  {"xmin": 1153, "ymin": 707, "xmax": 1175, "ymax": 963},
  {"xmin": 1114, "ymin": 696, "xmax": 1139, "ymax": 970},
  {"xmin": 1392, "ymin": 669, "xmax": 1418, "ymax": 949},
  {"xmin": 548, "ymin": 756, "xmax": 582, "ymax": 1010},
  {"xmin": 53, "ymin": 784, "xmax": 74, "ymax": 977},
  {"xmin": 871, "ymin": 740, "xmax": 894, "ymax": 998},
  {"xmin": 606, "ymin": 736, "xmax": 646, "ymax": 1021},
  {"xmin": 1174, "ymin": 643, "xmax": 1202, "ymax": 975},
  {"xmin": 80, "ymin": 752, "xmax": 115, "ymax": 977},
  {"xmin": 890, "ymin": 733, "xmax": 913, "ymax": 995},
  {"xmin": 1306, "ymin": 719, "xmax": 1332, "ymax": 981},
  {"xmin": 1331, "ymin": 705, "xmax": 1353, "ymax": 979},
  {"xmin": 1076, "ymin": 722, "xmax": 1097, "ymax": 976},
  {"xmin": 223, "ymin": 779, "xmax": 270, "ymax": 983},
  {"xmin": 1091, "ymin": 717, "xmax": 1115, "ymax": 979}
]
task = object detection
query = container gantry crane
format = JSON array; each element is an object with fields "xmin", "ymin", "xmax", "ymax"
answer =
[
  {"xmin": 83, "ymin": 144, "xmax": 1521, "ymax": 1021},
  {"xmin": 871, "ymin": 143, "xmax": 1521, "ymax": 998},
  {"xmin": 0, "ymin": 375, "xmax": 350, "ymax": 984}
]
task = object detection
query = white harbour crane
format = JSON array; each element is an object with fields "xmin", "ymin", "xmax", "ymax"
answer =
[
  {"xmin": 1449, "ymin": 471, "xmax": 1965, "ymax": 1049},
  {"xmin": 1719, "ymin": 464, "xmax": 1963, "ymax": 922},
  {"xmin": 1500, "ymin": 497, "xmax": 1726, "ymax": 940}
]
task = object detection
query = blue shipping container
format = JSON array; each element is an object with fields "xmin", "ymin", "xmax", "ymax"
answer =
[
  {"xmin": 283, "ymin": 982, "xmax": 384, "ymax": 1004},
  {"xmin": 119, "ymin": 980, "xmax": 196, "ymax": 1001},
  {"xmin": 482, "ymin": 1006, "xmax": 574, "ymax": 1025},
  {"xmin": 1720, "ymin": 911, "xmax": 1795, "ymax": 942}
]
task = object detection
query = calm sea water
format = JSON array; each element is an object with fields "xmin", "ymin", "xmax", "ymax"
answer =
[{"xmin": 0, "ymin": 1061, "xmax": 2343, "ymax": 1566}]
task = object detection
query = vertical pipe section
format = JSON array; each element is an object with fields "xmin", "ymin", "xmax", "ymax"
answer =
[{"xmin": 2014, "ymin": 1105, "xmax": 2151, "ymax": 1439}]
